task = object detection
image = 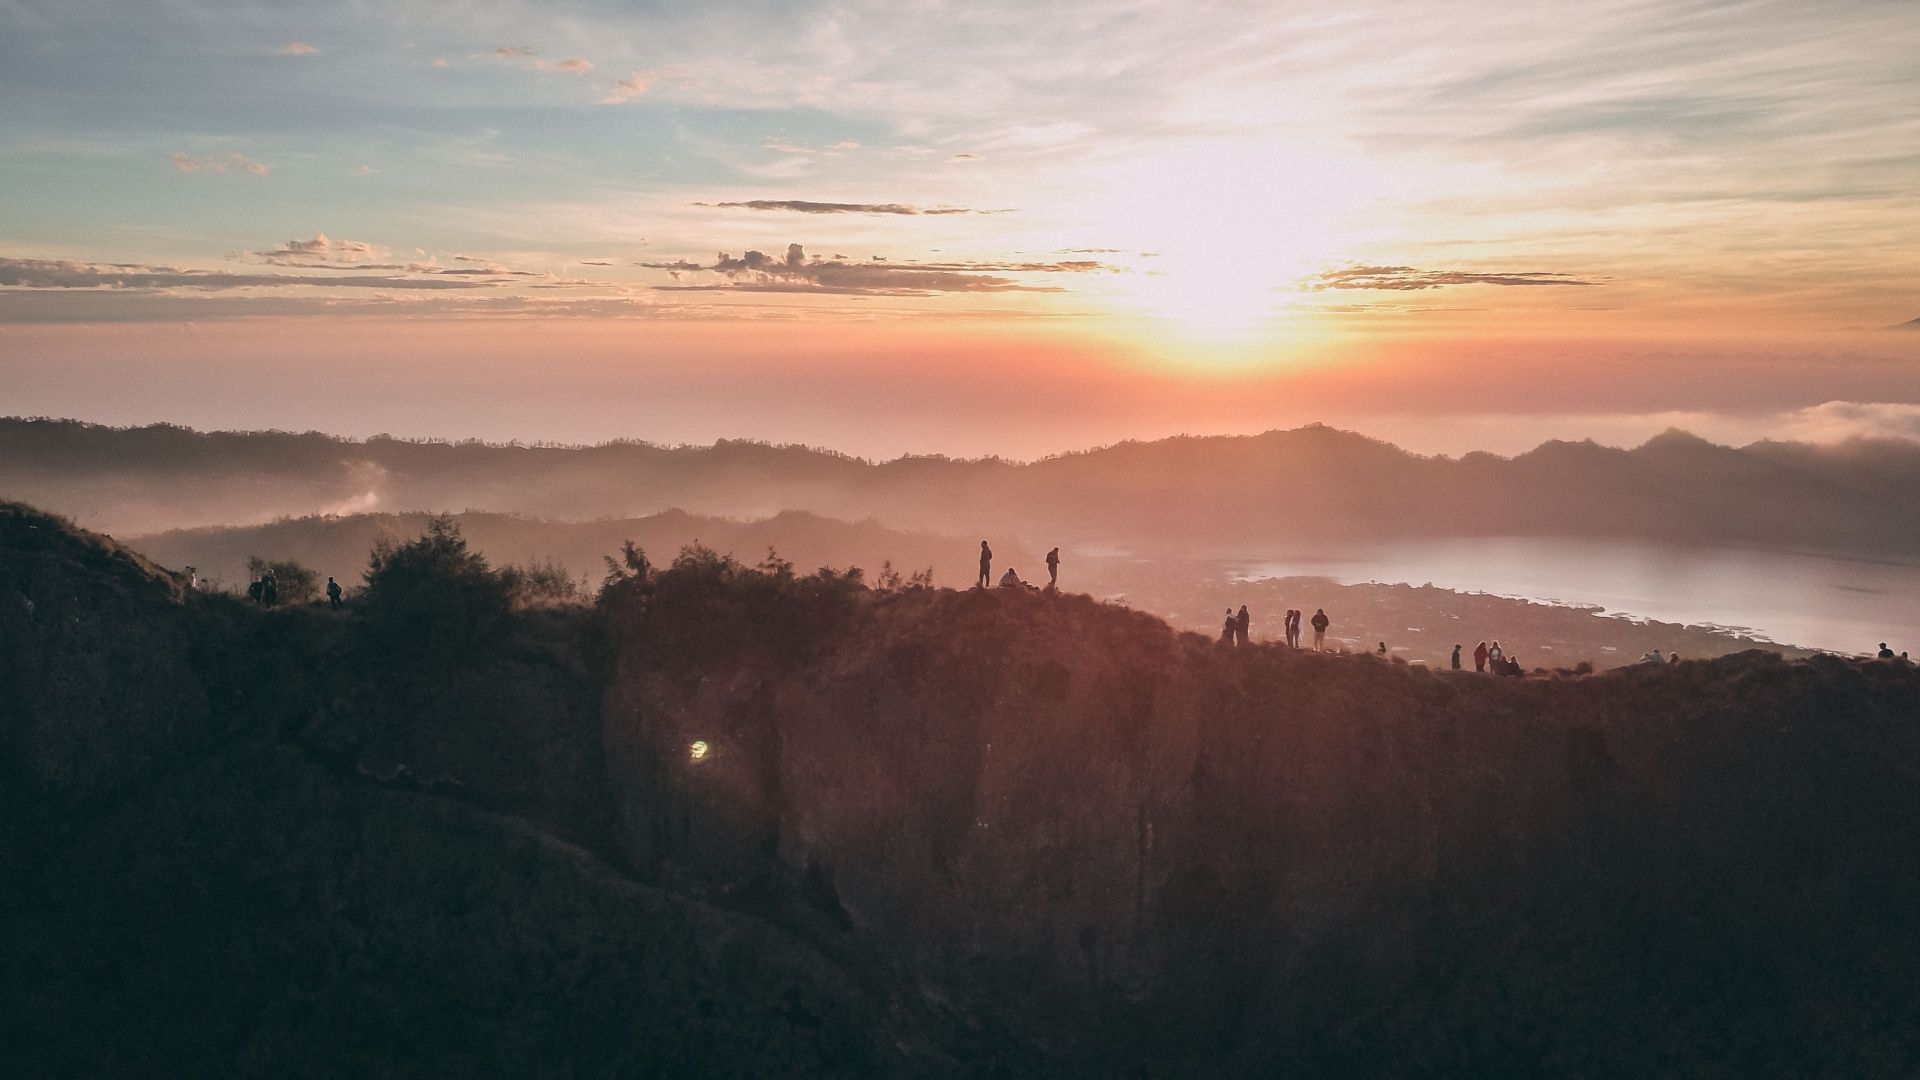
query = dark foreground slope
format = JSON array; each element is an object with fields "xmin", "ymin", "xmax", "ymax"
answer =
[{"xmin": 6, "ymin": 502, "xmax": 1920, "ymax": 1077}]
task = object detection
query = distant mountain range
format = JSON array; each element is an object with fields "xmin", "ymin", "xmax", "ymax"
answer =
[{"xmin": 5, "ymin": 417, "xmax": 1919, "ymax": 561}]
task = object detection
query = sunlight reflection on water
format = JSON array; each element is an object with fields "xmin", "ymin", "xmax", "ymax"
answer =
[{"xmin": 1228, "ymin": 537, "xmax": 1920, "ymax": 655}]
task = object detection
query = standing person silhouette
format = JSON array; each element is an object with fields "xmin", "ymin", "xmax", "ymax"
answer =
[
  {"xmin": 977, "ymin": 541, "xmax": 993, "ymax": 589},
  {"xmin": 1451, "ymin": 644, "xmax": 1463, "ymax": 670},
  {"xmin": 1221, "ymin": 609, "xmax": 1237, "ymax": 646},
  {"xmin": 326, "ymin": 575, "xmax": 343, "ymax": 611},
  {"xmin": 1235, "ymin": 605, "xmax": 1251, "ymax": 646},
  {"xmin": 1310, "ymin": 608, "xmax": 1329, "ymax": 650},
  {"xmin": 1289, "ymin": 609, "xmax": 1301, "ymax": 648},
  {"xmin": 1474, "ymin": 641, "xmax": 1489, "ymax": 672},
  {"xmin": 1045, "ymin": 546, "xmax": 1060, "ymax": 588}
]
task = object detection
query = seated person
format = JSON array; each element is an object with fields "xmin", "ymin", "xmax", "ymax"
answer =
[{"xmin": 999, "ymin": 567, "xmax": 1023, "ymax": 588}]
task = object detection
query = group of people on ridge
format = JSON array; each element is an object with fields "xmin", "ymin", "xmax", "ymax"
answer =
[
  {"xmin": 1219, "ymin": 606, "xmax": 1330, "ymax": 649},
  {"xmin": 979, "ymin": 541, "xmax": 1061, "ymax": 592},
  {"xmin": 244, "ymin": 569, "xmax": 345, "ymax": 610},
  {"xmin": 1457, "ymin": 640, "xmax": 1525, "ymax": 677}
]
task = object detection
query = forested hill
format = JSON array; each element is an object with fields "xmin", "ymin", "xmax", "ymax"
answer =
[
  {"xmin": 7, "ymin": 416, "xmax": 1920, "ymax": 559},
  {"xmin": 127, "ymin": 507, "xmax": 1018, "ymax": 598},
  {"xmin": 6, "ymin": 500, "xmax": 1920, "ymax": 1077}
]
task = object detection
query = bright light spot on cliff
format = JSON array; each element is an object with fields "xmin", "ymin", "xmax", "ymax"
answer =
[{"xmin": 689, "ymin": 740, "xmax": 709, "ymax": 762}]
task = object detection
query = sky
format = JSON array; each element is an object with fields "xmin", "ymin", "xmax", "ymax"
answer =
[{"xmin": 2, "ymin": 0, "xmax": 1918, "ymax": 458}]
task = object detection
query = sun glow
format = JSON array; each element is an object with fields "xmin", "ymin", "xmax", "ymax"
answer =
[{"xmin": 1082, "ymin": 140, "xmax": 1378, "ymax": 340}]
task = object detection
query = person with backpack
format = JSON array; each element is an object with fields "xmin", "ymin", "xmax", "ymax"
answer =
[
  {"xmin": 1310, "ymin": 608, "xmax": 1329, "ymax": 650},
  {"xmin": 326, "ymin": 576, "xmax": 343, "ymax": 610},
  {"xmin": 1045, "ymin": 547, "xmax": 1060, "ymax": 588}
]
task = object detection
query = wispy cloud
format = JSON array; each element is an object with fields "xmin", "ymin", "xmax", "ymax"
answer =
[
  {"xmin": 640, "ymin": 243, "xmax": 1104, "ymax": 296},
  {"xmin": 246, "ymin": 234, "xmax": 390, "ymax": 267},
  {"xmin": 0, "ymin": 255, "xmax": 492, "ymax": 291},
  {"xmin": 1778, "ymin": 401, "xmax": 1920, "ymax": 444},
  {"xmin": 276, "ymin": 42, "xmax": 317, "ymax": 56},
  {"xmin": 492, "ymin": 46, "xmax": 592, "ymax": 75},
  {"xmin": 693, "ymin": 200, "xmax": 997, "ymax": 216},
  {"xmin": 1310, "ymin": 265, "xmax": 1604, "ymax": 291},
  {"xmin": 169, "ymin": 151, "xmax": 270, "ymax": 176},
  {"xmin": 599, "ymin": 72, "xmax": 651, "ymax": 105}
]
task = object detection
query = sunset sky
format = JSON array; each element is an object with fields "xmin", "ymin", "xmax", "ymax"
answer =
[{"xmin": 3, "ymin": 0, "xmax": 1918, "ymax": 457}]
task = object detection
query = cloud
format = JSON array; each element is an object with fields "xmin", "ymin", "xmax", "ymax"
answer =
[
  {"xmin": 0, "ymin": 256, "xmax": 495, "ymax": 291},
  {"xmin": 247, "ymin": 234, "xmax": 391, "ymax": 267},
  {"xmin": 639, "ymin": 243, "xmax": 1100, "ymax": 296},
  {"xmin": 170, "ymin": 151, "xmax": 271, "ymax": 175},
  {"xmin": 694, "ymin": 200, "xmax": 994, "ymax": 216},
  {"xmin": 599, "ymin": 72, "xmax": 651, "ymax": 104},
  {"xmin": 1777, "ymin": 401, "xmax": 1920, "ymax": 444},
  {"xmin": 277, "ymin": 42, "xmax": 317, "ymax": 56},
  {"xmin": 947, "ymin": 153, "xmax": 981, "ymax": 162},
  {"xmin": 0, "ymin": 290, "xmax": 702, "ymax": 324},
  {"xmin": 354, "ymin": 164, "xmax": 376, "ymax": 176},
  {"xmin": 1309, "ymin": 265, "xmax": 1604, "ymax": 291},
  {"xmin": 431, "ymin": 58, "xmax": 449, "ymax": 69},
  {"xmin": 490, "ymin": 47, "xmax": 591, "ymax": 75},
  {"xmin": 757, "ymin": 139, "xmax": 863, "ymax": 157}
]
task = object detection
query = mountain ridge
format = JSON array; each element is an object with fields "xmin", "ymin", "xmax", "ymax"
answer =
[{"xmin": 5, "ymin": 415, "xmax": 1920, "ymax": 560}]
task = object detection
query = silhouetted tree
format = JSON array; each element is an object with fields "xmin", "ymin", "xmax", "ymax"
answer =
[
  {"xmin": 361, "ymin": 515, "xmax": 511, "ymax": 660},
  {"xmin": 499, "ymin": 558, "xmax": 583, "ymax": 604}
]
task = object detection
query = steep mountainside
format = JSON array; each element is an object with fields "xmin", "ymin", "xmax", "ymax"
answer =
[{"xmin": 6, "ymin": 502, "xmax": 1919, "ymax": 1077}]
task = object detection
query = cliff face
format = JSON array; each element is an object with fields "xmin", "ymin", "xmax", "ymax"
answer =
[
  {"xmin": 6, "ymin": 504, "xmax": 1920, "ymax": 1077},
  {"xmin": 602, "ymin": 578, "xmax": 1920, "ymax": 1076}
]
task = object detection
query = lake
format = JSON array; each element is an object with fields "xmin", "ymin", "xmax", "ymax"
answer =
[{"xmin": 1231, "ymin": 537, "xmax": 1920, "ymax": 656}]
